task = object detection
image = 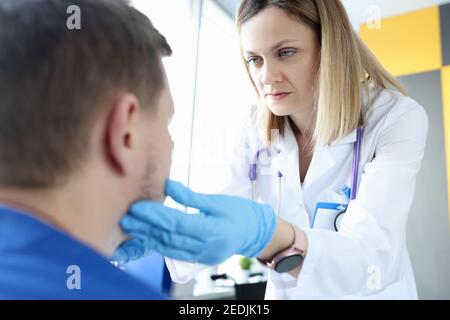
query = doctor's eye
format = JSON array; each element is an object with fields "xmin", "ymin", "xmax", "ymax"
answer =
[
  {"xmin": 278, "ymin": 48, "xmax": 297, "ymax": 58},
  {"xmin": 246, "ymin": 56, "xmax": 263, "ymax": 67}
]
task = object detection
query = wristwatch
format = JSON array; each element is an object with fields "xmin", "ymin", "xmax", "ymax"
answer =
[{"xmin": 257, "ymin": 227, "xmax": 305, "ymax": 273}]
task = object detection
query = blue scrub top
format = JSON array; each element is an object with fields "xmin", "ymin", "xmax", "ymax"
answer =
[{"xmin": 0, "ymin": 205, "xmax": 164, "ymax": 300}]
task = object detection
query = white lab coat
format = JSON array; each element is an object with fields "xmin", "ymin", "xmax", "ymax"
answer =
[{"xmin": 166, "ymin": 88, "xmax": 428, "ymax": 299}]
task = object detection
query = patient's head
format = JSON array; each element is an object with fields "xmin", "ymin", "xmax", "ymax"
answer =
[{"xmin": 0, "ymin": 0, "xmax": 174, "ymax": 251}]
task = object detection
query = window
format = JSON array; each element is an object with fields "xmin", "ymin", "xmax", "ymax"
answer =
[
  {"xmin": 131, "ymin": 0, "xmax": 200, "ymax": 188},
  {"xmin": 131, "ymin": 0, "xmax": 263, "ymax": 298},
  {"xmin": 189, "ymin": 0, "xmax": 263, "ymax": 293}
]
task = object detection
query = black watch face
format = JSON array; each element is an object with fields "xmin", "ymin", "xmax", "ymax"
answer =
[{"xmin": 275, "ymin": 254, "xmax": 303, "ymax": 273}]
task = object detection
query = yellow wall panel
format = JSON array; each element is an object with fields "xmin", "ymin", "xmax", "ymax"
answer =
[
  {"xmin": 360, "ymin": 7, "xmax": 442, "ymax": 77},
  {"xmin": 442, "ymin": 66, "xmax": 450, "ymax": 222}
]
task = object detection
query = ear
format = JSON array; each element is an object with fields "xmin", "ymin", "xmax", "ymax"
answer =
[{"xmin": 105, "ymin": 93, "xmax": 141, "ymax": 176}]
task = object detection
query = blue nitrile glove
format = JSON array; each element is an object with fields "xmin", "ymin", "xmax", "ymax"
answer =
[{"xmin": 112, "ymin": 180, "xmax": 277, "ymax": 265}]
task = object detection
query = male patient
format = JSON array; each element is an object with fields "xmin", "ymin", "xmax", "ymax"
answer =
[{"xmin": 0, "ymin": 0, "xmax": 174, "ymax": 298}]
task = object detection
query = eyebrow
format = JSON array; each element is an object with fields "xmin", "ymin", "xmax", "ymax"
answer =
[{"xmin": 243, "ymin": 39, "xmax": 299, "ymax": 56}]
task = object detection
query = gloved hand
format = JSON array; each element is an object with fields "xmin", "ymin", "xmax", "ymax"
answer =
[{"xmin": 112, "ymin": 180, "xmax": 277, "ymax": 265}]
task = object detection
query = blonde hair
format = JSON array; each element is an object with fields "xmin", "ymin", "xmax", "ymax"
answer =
[{"xmin": 236, "ymin": 0, "xmax": 404, "ymax": 147}]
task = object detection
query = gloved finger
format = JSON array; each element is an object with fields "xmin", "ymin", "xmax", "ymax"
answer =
[
  {"xmin": 126, "ymin": 228, "xmax": 235, "ymax": 266},
  {"xmin": 164, "ymin": 180, "xmax": 221, "ymax": 213},
  {"xmin": 120, "ymin": 214, "xmax": 154, "ymax": 233},
  {"xmin": 150, "ymin": 242, "xmax": 204, "ymax": 263},
  {"xmin": 111, "ymin": 246, "xmax": 129, "ymax": 264},
  {"xmin": 126, "ymin": 201, "xmax": 208, "ymax": 236},
  {"xmin": 123, "ymin": 227, "xmax": 206, "ymax": 254},
  {"xmin": 126, "ymin": 231, "xmax": 206, "ymax": 263},
  {"xmin": 111, "ymin": 237, "xmax": 149, "ymax": 264}
]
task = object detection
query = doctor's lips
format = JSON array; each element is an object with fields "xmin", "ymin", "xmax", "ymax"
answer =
[{"xmin": 265, "ymin": 91, "xmax": 292, "ymax": 101}]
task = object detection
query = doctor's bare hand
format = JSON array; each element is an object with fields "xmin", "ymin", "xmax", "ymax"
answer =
[{"xmin": 112, "ymin": 180, "xmax": 277, "ymax": 265}]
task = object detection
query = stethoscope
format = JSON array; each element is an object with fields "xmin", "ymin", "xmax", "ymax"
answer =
[
  {"xmin": 249, "ymin": 147, "xmax": 284, "ymax": 215},
  {"xmin": 249, "ymin": 127, "xmax": 364, "ymax": 231},
  {"xmin": 333, "ymin": 127, "xmax": 364, "ymax": 231}
]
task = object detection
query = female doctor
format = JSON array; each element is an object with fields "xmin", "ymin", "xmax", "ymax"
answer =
[{"xmin": 114, "ymin": 0, "xmax": 428, "ymax": 299}]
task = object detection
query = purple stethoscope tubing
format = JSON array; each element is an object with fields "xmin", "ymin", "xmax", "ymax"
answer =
[
  {"xmin": 250, "ymin": 128, "xmax": 363, "ymax": 186},
  {"xmin": 249, "ymin": 127, "xmax": 364, "ymax": 216},
  {"xmin": 333, "ymin": 127, "xmax": 363, "ymax": 231},
  {"xmin": 351, "ymin": 127, "xmax": 364, "ymax": 200},
  {"xmin": 249, "ymin": 148, "xmax": 283, "ymax": 182},
  {"xmin": 249, "ymin": 147, "xmax": 283, "ymax": 214}
]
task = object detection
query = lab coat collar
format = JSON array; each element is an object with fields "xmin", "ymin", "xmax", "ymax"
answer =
[
  {"xmin": 271, "ymin": 86, "xmax": 379, "ymax": 192},
  {"xmin": 270, "ymin": 119, "xmax": 333, "ymax": 199},
  {"xmin": 304, "ymin": 128, "xmax": 357, "ymax": 189},
  {"xmin": 329, "ymin": 129, "xmax": 357, "ymax": 147},
  {"xmin": 272, "ymin": 119, "xmax": 357, "ymax": 192},
  {"xmin": 271, "ymin": 120, "xmax": 303, "ymax": 205}
]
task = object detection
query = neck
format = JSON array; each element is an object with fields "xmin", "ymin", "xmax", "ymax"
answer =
[
  {"xmin": 288, "ymin": 108, "xmax": 315, "ymax": 140},
  {"xmin": 0, "ymin": 176, "xmax": 127, "ymax": 258}
]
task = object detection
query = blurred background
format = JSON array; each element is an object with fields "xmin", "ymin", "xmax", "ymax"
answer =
[{"xmin": 124, "ymin": 0, "xmax": 450, "ymax": 300}]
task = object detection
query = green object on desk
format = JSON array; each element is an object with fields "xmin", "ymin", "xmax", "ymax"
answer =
[{"xmin": 239, "ymin": 257, "xmax": 254, "ymax": 270}]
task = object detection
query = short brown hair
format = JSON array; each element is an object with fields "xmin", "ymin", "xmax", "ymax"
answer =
[{"xmin": 0, "ymin": 0, "xmax": 172, "ymax": 188}]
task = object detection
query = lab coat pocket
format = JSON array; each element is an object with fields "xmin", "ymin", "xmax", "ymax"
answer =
[
  {"xmin": 311, "ymin": 191, "xmax": 349, "ymax": 230},
  {"xmin": 311, "ymin": 202, "xmax": 347, "ymax": 230}
]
